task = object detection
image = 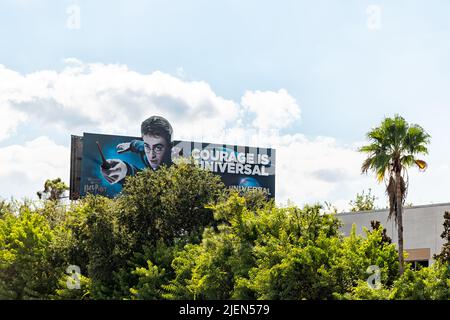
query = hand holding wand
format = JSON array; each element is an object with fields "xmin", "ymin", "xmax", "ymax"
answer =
[{"xmin": 96, "ymin": 141, "xmax": 113, "ymax": 170}]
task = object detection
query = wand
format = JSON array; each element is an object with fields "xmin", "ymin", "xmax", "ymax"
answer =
[{"xmin": 96, "ymin": 141, "xmax": 112, "ymax": 169}]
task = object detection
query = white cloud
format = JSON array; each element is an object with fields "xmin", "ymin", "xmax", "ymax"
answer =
[
  {"xmin": 0, "ymin": 136, "xmax": 69, "ymax": 200},
  {"xmin": 0, "ymin": 105, "xmax": 27, "ymax": 141},
  {"xmin": 261, "ymin": 133, "xmax": 370, "ymax": 209},
  {"xmin": 0, "ymin": 62, "xmax": 239, "ymax": 140},
  {"xmin": 241, "ymin": 89, "xmax": 301, "ymax": 130}
]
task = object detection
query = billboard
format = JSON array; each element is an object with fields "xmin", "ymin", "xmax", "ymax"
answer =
[{"xmin": 70, "ymin": 116, "xmax": 276, "ymax": 199}]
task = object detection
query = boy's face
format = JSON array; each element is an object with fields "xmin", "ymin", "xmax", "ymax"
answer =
[{"xmin": 143, "ymin": 134, "xmax": 168, "ymax": 170}]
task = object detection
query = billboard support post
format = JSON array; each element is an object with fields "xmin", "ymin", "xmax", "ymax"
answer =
[{"xmin": 69, "ymin": 135, "xmax": 83, "ymax": 200}]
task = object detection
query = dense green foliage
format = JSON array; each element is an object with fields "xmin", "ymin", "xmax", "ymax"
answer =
[
  {"xmin": 37, "ymin": 178, "xmax": 69, "ymax": 201},
  {"xmin": 434, "ymin": 211, "xmax": 450, "ymax": 263},
  {"xmin": 339, "ymin": 262, "xmax": 450, "ymax": 300},
  {"xmin": 0, "ymin": 206, "xmax": 62, "ymax": 299},
  {"xmin": 0, "ymin": 162, "xmax": 448, "ymax": 300}
]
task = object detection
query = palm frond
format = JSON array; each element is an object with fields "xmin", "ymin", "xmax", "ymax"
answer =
[
  {"xmin": 361, "ymin": 158, "xmax": 372, "ymax": 174},
  {"xmin": 405, "ymin": 124, "xmax": 431, "ymax": 154},
  {"xmin": 415, "ymin": 159, "xmax": 428, "ymax": 171},
  {"xmin": 387, "ymin": 176, "xmax": 396, "ymax": 220},
  {"xmin": 400, "ymin": 155, "xmax": 416, "ymax": 167}
]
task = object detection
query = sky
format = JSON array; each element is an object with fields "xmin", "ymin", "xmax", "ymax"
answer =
[{"xmin": 0, "ymin": 0, "xmax": 449, "ymax": 211}]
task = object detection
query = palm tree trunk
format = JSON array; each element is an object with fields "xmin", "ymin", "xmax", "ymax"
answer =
[{"xmin": 395, "ymin": 172, "xmax": 405, "ymax": 275}]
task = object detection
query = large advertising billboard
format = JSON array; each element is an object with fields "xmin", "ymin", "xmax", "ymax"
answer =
[{"xmin": 71, "ymin": 116, "xmax": 276, "ymax": 199}]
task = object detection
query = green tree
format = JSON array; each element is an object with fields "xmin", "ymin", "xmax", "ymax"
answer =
[
  {"xmin": 82, "ymin": 196, "xmax": 127, "ymax": 298},
  {"xmin": 0, "ymin": 207, "xmax": 62, "ymax": 299},
  {"xmin": 37, "ymin": 178, "xmax": 69, "ymax": 201},
  {"xmin": 359, "ymin": 115, "xmax": 430, "ymax": 275},
  {"xmin": 116, "ymin": 161, "xmax": 224, "ymax": 250},
  {"xmin": 54, "ymin": 161, "xmax": 225, "ymax": 299},
  {"xmin": 162, "ymin": 192, "xmax": 399, "ymax": 300},
  {"xmin": 370, "ymin": 220, "xmax": 392, "ymax": 244},
  {"xmin": 0, "ymin": 199, "xmax": 11, "ymax": 219},
  {"xmin": 162, "ymin": 191, "xmax": 274, "ymax": 300},
  {"xmin": 349, "ymin": 189, "xmax": 377, "ymax": 212},
  {"xmin": 390, "ymin": 262, "xmax": 450, "ymax": 299},
  {"xmin": 341, "ymin": 262, "xmax": 449, "ymax": 300},
  {"xmin": 434, "ymin": 211, "xmax": 450, "ymax": 263},
  {"xmin": 129, "ymin": 241, "xmax": 179, "ymax": 300},
  {"xmin": 54, "ymin": 274, "xmax": 92, "ymax": 300},
  {"xmin": 335, "ymin": 223, "xmax": 399, "ymax": 293}
]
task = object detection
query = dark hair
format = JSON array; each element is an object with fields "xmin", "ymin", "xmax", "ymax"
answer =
[{"xmin": 141, "ymin": 116, "xmax": 173, "ymax": 143}]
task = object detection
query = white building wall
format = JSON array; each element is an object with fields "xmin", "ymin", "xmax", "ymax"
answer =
[{"xmin": 336, "ymin": 203, "xmax": 450, "ymax": 263}]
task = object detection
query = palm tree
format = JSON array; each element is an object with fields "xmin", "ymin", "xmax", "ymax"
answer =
[{"xmin": 359, "ymin": 115, "xmax": 430, "ymax": 275}]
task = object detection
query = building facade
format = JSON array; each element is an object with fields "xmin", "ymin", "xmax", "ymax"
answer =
[{"xmin": 337, "ymin": 203, "xmax": 449, "ymax": 267}]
